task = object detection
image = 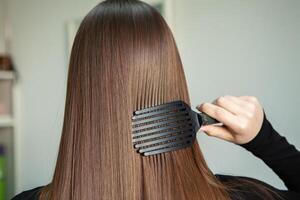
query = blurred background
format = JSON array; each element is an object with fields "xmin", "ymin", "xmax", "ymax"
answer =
[{"xmin": 0, "ymin": 0, "xmax": 299, "ymax": 199}]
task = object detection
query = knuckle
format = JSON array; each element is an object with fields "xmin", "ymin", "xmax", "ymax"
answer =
[
  {"xmin": 201, "ymin": 103, "xmax": 209, "ymax": 111},
  {"xmin": 224, "ymin": 95, "xmax": 232, "ymax": 99},
  {"xmin": 237, "ymin": 119, "xmax": 248, "ymax": 131},
  {"xmin": 216, "ymin": 96, "xmax": 226, "ymax": 105},
  {"xmin": 249, "ymin": 96, "xmax": 258, "ymax": 103},
  {"xmin": 247, "ymin": 111, "xmax": 255, "ymax": 118},
  {"xmin": 248, "ymin": 103, "xmax": 256, "ymax": 111},
  {"xmin": 215, "ymin": 109, "xmax": 224, "ymax": 118}
]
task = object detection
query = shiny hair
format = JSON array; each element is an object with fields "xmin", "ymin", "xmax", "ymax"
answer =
[{"xmin": 38, "ymin": 0, "xmax": 279, "ymax": 199}]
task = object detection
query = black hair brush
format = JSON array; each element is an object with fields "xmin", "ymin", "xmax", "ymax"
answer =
[{"xmin": 131, "ymin": 100, "xmax": 221, "ymax": 156}]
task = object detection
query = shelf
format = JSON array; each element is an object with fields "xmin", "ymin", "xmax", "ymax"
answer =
[
  {"xmin": 0, "ymin": 70, "xmax": 15, "ymax": 80},
  {"xmin": 0, "ymin": 115, "xmax": 14, "ymax": 127}
]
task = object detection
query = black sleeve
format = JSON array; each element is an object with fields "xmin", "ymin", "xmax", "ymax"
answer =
[
  {"xmin": 240, "ymin": 112, "xmax": 300, "ymax": 193},
  {"xmin": 11, "ymin": 186, "xmax": 43, "ymax": 200}
]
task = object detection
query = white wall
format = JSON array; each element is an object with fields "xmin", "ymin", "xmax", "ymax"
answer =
[
  {"xmin": 0, "ymin": 0, "xmax": 5, "ymax": 53},
  {"xmin": 174, "ymin": 0, "xmax": 300, "ymax": 189},
  {"xmin": 6, "ymin": 0, "xmax": 300, "ymax": 195}
]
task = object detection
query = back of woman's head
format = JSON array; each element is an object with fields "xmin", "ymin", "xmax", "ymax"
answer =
[{"xmin": 39, "ymin": 0, "xmax": 230, "ymax": 199}]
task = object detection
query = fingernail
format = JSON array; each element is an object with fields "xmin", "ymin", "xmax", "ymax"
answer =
[{"xmin": 200, "ymin": 126, "xmax": 206, "ymax": 131}]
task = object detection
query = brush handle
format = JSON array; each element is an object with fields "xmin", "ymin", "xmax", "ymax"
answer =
[{"xmin": 197, "ymin": 112, "xmax": 222, "ymax": 126}]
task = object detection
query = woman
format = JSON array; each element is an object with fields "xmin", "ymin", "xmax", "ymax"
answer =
[{"xmin": 12, "ymin": 0, "xmax": 300, "ymax": 199}]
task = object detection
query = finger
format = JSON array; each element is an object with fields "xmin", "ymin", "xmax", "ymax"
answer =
[
  {"xmin": 200, "ymin": 125, "xmax": 235, "ymax": 142},
  {"xmin": 197, "ymin": 103, "xmax": 240, "ymax": 128},
  {"xmin": 212, "ymin": 96, "xmax": 246, "ymax": 115},
  {"xmin": 239, "ymin": 96, "xmax": 259, "ymax": 104},
  {"xmin": 238, "ymin": 96, "xmax": 261, "ymax": 113},
  {"xmin": 224, "ymin": 96, "xmax": 256, "ymax": 115},
  {"xmin": 226, "ymin": 95, "xmax": 250, "ymax": 107}
]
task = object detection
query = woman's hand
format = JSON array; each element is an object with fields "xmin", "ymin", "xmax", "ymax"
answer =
[{"xmin": 196, "ymin": 95, "xmax": 264, "ymax": 145}]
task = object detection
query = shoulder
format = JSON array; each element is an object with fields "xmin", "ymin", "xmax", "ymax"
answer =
[
  {"xmin": 215, "ymin": 173, "xmax": 284, "ymax": 192},
  {"xmin": 11, "ymin": 186, "xmax": 44, "ymax": 200},
  {"xmin": 215, "ymin": 173, "xmax": 277, "ymax": 188},
  {"xmin": 215, "ymin": 174, "xmax": 300, "ymax": 200}
]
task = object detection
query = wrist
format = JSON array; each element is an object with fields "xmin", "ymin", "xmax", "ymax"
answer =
[{"xmin": 239, "ymin": 111, "xmax": 270, "ymax": 150}]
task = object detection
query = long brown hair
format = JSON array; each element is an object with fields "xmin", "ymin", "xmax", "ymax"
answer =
[{"xmin": 39, "ymin": 0, "xmax": 280, "ymax": 199}]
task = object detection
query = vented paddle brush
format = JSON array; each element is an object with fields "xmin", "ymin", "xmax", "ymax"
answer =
[{"xmin": 131, "ymin": 100, "xmax": 221, "ymax": 156}]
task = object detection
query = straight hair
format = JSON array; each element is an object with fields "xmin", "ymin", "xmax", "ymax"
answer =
[{"xmin": 39, "ymin": 0, "xmax": 280, "ymax": 199}]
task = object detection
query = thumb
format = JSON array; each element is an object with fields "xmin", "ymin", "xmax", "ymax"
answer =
[{"xmin": 200, "ymin": 125, "xmax": 235, "ymax": 143}]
